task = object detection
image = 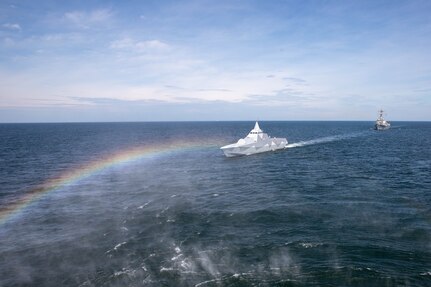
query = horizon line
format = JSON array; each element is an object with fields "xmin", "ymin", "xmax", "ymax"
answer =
[{"xmin": 1, "ymin": 120, "xmax": 430, "ymax": 124}]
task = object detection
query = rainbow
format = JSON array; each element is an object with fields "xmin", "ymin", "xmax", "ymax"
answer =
[{"xmin": 0, "ymin": 140, "xmax": 214, "ymax": 225}]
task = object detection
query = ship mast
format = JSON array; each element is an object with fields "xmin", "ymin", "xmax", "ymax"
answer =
[{"xmin": 378, "ymin": 109, "xmax": 384, "ymax": 121}]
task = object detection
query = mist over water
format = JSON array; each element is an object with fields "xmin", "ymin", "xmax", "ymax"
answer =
[{"xmin": 0, "ymin": 122, "xmax": 430, "ymax": 286}]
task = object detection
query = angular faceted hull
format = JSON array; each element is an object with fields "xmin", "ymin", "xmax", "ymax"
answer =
[{"xmin": 221, "ymin": 138, "xmax": 287, "ymax": 157}]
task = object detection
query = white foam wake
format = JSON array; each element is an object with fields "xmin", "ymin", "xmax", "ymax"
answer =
[{"xmin": 286, "ymin": 131, "xmax": 369, "ymax": 149}]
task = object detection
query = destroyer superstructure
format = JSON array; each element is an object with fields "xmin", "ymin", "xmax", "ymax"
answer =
[{"xmin": 375, "ymin": 109, "xmax": 390, "ymax": 130}]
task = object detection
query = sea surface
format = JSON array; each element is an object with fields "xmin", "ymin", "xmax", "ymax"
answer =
[{"xmin": 0, "ymin": 121, "xmax": 430, "ymax": 286}]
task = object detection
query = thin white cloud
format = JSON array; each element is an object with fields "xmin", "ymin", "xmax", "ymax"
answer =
[
  {"xmin": 0, "ymin": 32, "xmax": 86, "ymax": 50},
  {"xmin": 64, "ymin": 9, "xmax": 112, "ymax": 28},
  {"xmin": 136, "ymin": 40, "xmax": 169, "ymax": 50},
  {"xmin": 2, "ymin": 37, "xmax": 15, "ymax": 46},
  {"xmin": 2, "ymin": 23, "xmax": 21, "ymax": 30},
  {"xmin": 110, "ymin": 38, "xmax": 170, "ymax": 52}
]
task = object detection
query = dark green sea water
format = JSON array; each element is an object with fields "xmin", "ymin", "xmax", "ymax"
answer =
[{"xmin": 0, "ymin": 122, "xmax": 430, "ymax": 286}]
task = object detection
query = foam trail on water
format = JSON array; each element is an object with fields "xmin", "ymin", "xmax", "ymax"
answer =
[{"xmin": 286, "ymin": 131, "xmax": 369, "ymax": 149}]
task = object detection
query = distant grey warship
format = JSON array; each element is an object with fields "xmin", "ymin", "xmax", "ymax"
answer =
[
  {"xmin": 220, "ymin": 122, "xmax": 287, "ymax": 157},
  {"xmin": 375, "ymin": 109, "xmax": 390, "ymax": 130}
]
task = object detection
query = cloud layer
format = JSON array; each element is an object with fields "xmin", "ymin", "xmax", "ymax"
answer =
[{"xmin": 0, "ymin": 1, "xmax": 430, "ymax": 122}]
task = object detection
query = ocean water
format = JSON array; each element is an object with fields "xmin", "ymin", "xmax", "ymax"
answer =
[{"xmin": 0, "ymin": 121, "xmax": 430, "ymax": 286}]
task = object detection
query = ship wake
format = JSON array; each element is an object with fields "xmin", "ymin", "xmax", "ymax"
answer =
[{"xmin": 286, "ymin": 131, "xmax": 370, "ymax": 149}]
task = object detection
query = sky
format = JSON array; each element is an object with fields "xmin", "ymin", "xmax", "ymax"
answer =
[{"xmin": 0, "ymin": 0, "xmax": 430, "ymax": 122}]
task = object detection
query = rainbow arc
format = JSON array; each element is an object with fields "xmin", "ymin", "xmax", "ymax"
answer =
[{"xmin": 0, "ymin": 141, "xmax": 212, "ymax": 225}]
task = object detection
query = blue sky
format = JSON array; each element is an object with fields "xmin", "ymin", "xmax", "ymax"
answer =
[{"xmin": 1, "ymin": 0, "xmax": 430, "ymax": 122}]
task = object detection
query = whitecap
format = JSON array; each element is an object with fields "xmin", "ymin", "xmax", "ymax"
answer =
[
  {"xmin": 299, "ymin": 242, "xmax": 322, "ymax": 248},
  {"xmin": 160, "ymin": 267, "xmax": 175, "ymax": 272},
  {"xmin": 195, "ymin": 278, "xmax": 221, "ymax": 287},
  {"xmin": 112, "ymin": 267, "xmax": 139, "ymax": 278},
  {"xmin": 114, "ymin": 241, "xmax": 127, "ymax": 251},
  {"xmin": 171, "ymin": 254, "xmax": 183, "ymax": 261},
  {"xmin": 138, "ymin": 201, "xmax": 151, "ymax": 209}
]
